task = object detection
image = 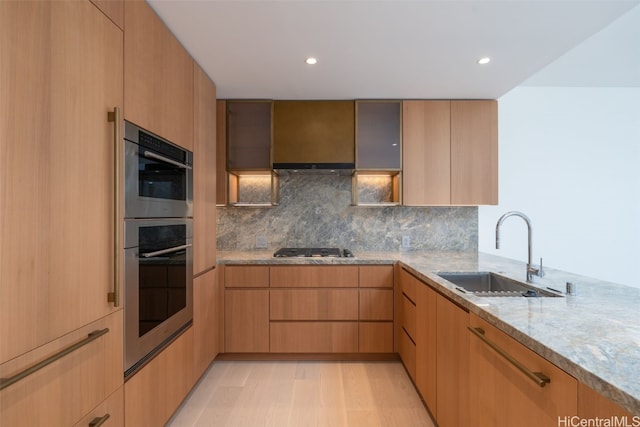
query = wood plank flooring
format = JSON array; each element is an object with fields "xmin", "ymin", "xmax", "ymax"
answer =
[{"xmin": 167, "ymin": 361, "xmax": 435, "ymax": 427}]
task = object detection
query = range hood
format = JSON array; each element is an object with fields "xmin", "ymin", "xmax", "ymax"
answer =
[{"xmin": 272, "ymin": 100, "xmax": 355, "ymax": 171}]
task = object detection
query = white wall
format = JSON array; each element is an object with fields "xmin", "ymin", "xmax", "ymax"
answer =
[{"xmin": 479, "ymin": 86, "xmax": 640, "ymax": 288}]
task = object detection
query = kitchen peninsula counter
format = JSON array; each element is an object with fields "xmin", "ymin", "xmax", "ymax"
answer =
[{"xmin": 217, "ymin": 250, "xmax": 640, "ymax": 415}]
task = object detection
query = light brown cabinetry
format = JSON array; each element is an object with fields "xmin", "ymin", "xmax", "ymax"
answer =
[
  {"xmin": 1, "ymin": 1, "xmax": 123, "ymax": 409},
  {"xmin": 398, "ymin": 269, "xmax": 418, "ymax": 380},
  {"xmin": 193, "ymin": 267, "xmax": 220, "ymax": 379},
  {"xmin": 1, "ymin": 311, "xmax": 123, "ymax": 426},
  {"xmin": 468, "ymin": 313, "xmax": 577, "ymax": 426},
  {"xmin": 416, "ymin": 279, "xmax": 437, "ymax": 418},
  {"xmin": 224, "ymin": 266, "xmax": 270, "ymax": 352},
  {"xmin": 124, "ymin": 0, "xmax": 194, "ymax": 150},
  {"xmin": 578, "ymin": 382, "xmax": 635, "ymax": 418},
  {"xmin": 1, "ymin": 0, "xmax": 123, "ymax": 365},
  {"xmin": 193, "ymin": 63, "xmax": 217, "ymax": 275},
  {"xmin": 270, "ymin": 265, "xmax": 360, "ymax": 353},
  {"xmin": 402, "ymin": 100, "xmax": 498, "ymax": 205},
  {"xmin": 73, "ymin": 386, "xmax": 124, "ymax": 427},
  {"xmin": 436, "ymin": 293, "xmax": 470, "ymax": 427},
  {"xmin": 124, "ymin": 328, "xmax": 195, "ymax": 427},
  {"xmin": 359, "ymin": 266, "xmax": 394, "ymax": 352},
  {"xmin": 90, "ymin": 0, "xmax": 124, "ymax": 29}
]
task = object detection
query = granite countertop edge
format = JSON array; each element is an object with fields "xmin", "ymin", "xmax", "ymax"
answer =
[{"xmin": 216, "ymin": 250, "xmax": 640, "ymax": 415}]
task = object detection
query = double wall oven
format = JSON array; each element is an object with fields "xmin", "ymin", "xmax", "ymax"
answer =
[{"xmin": 123, "ymin": 121, "xmax": 193, "ymax": 377}]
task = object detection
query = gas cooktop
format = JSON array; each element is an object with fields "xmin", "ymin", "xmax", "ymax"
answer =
[{"xmin": 273, "ymin": 247, "xmax": 354, "ymax": 258}]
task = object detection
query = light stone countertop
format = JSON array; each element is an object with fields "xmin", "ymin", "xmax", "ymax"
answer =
[{"xmin": 217, "ymin": 250, "xmax": 640, "ymax": 415}]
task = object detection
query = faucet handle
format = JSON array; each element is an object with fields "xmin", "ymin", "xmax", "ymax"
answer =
[{"xmin": 538, "ymin": 257, "xmax": 545, "ymax": 278}]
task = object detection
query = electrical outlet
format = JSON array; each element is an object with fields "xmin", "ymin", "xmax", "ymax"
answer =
[
  {"xmin": 401, "ymin": 235, "xmax": 411, "ymax": 248},
  {"xmin": 255, "ymin": 235, "xmax": 268, "ymax": 249}
]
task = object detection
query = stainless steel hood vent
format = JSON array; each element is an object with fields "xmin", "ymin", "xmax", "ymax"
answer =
[{"xmin": 272, "ymin": 100, "xmax": 355, "ymax": 171}]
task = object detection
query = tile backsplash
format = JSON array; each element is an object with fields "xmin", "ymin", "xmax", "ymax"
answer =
[{"xmin": 217, "ymin": 174, "xmax": 477, "ymax": 252}]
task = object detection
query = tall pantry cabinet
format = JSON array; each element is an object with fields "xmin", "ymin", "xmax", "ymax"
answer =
[{"xmin": 1, "ymin": 0, "xmax": 124, "ymax": 425}]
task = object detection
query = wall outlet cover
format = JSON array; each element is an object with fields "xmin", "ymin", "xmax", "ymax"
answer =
[
  {"xmin": 402, "ymin": 235, "xmax": 411, "ymax": 248},
  {"xmin": 255, "ymin": 235, "xmax": 268, "ymax": 249}
]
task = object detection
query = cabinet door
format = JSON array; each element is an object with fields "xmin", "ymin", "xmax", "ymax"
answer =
[
  {"xmin": 578, "ymin": 382, "xmax": 634, "ymax": 419},
  {"xmin": 1, "ymin": 0, "xmax": 123, "ymax": 364},
  {"xmin": 225, "ymin": 290, "xmax": 269, "ymax": 352},
  {"xmin": 216, "ymin": 100, "xmax": 228, "ymax": 205},
  {"xmin": 73, "ymin": 386, "xmax": 124, "ymax": 427},
  {"xmin": 193, "ymin": 63, "xmax": 217, "ymax": 275},
  {"xmin": 356, "ymin": 101, "xmax": 401, "ymax": 170},
  {"xmin": 450, "ymin": 100, "xmax": 498, "ymax": 205},
  {"xmin": 1, "ymin": 311, "xmax": 123, "ymax": 426},
  {"xmin": 469, "ymin": 313, "xmax": 578, "ymax": 426},
  {"xmin": 124, "ymin": 0, "xmax": 194, "ymax": 150},
  {"xmin": 124, "ymin": 328, "xmax": 195, "ymax": 427},
  {"xmin": 436, "ymin": 294, "xmax": 469, "ymax": 427},
  {"xmin": 193, "ymin": 267, "xmax": 220, "ymax": 380},
  {"xmin": 402, "ymin": 100, "xmax": 451, "ymax": 205},
  {"xmin": 415, "ymin": 283, "xmax": 437, "ymax": 416},
  {"xmin": 227, "ymin": 101, "xmax": 272, "ymax": 170}
]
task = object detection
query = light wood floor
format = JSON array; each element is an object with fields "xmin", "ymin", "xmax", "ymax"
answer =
[{"xmin": 167, "ymin": 361, "xmax": 435, "ymax": 427}]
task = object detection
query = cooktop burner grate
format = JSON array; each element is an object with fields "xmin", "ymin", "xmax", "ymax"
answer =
[{"xmin": 273, "ymin": 247, "xmax": 351, "ymax": 258}]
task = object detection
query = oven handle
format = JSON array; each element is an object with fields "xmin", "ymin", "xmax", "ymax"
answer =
[
  {"xmin": 141, "ymin": 244, "xmax": 192, "ymax": 258},
  {"xmin": 143, "ymin": 150, "xmax": 192, "ymax": 170}
]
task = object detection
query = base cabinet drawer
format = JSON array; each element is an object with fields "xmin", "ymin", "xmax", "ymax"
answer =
[
  {"xmin": 399, "ymin": 328, "xmax": 416, "ymax": 381},
  {"xmin": 359, "ymin": 322, "xmax": 394, "ymax": 353},
  {"xmin": 270, "ymin": 289, "xmax": 358, "ymax": 320},
  {"xmin": 73, "ymin": 386, "xmax": 124, "ymax": 427},
  {"xmin": 0, "ymin": 311, "xmax": 123, "ymax": 427},
  {"xmin": 270, "ymin": 265, "xmax": 359, "ymax": 287},
  {"xmin": 270, "ymin": 322, "xmax": 358, "ymax": 352}
]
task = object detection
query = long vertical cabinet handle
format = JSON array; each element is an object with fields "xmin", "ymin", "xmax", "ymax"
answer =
[
  {"xmin": 468, "ymin": 326, "xmax": 551, "ymax": 388},
  {"xmin": 107, "ymin": 107, "xmax": 121, "ymax": 307}
]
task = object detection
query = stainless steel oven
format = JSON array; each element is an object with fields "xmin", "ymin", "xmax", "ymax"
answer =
[
  {"xmin": 124, "ymin": 218, "xmax": 193, "ymax": 377},
  {"xmin": 124, "ymin": 121, "xmax": 193, "ymax": 219}
]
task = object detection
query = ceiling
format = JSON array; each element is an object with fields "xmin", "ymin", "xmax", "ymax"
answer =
[{"xmin": 147, "ymin": 0, "xmax": 640, "ymax": 100}]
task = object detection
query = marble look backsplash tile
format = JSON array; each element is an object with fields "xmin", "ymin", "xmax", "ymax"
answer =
[{"xmin": 217, "ymin": 174, "xmax": 477, "ymax": 251}]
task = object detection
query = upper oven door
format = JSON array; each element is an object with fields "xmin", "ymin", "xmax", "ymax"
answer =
[{"xmin": 124, "ymin": 121, "xmax": 193, "ymax": 218}]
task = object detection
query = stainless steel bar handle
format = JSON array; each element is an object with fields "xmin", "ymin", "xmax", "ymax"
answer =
[
  {"xmin": 107, "ymin": 107, "xmax": 121, "ymax": 307},
  {"xmin": 143, "ymin": 150, "xmax": 192, "ymax": 169},
  {"xmin": 88, "ymin": 414, "xmax": 111, "ymax": 427},
  {"xmin": 141, "ymin": 244, "xmax": 192, "ymax": 258},
  {"xmin": 468, "ymin": 326, "xmax": 551, "ymax": 388},
  {"xmin": 0, "ymin": 329, "xmax": 109, "ymax": 391}
]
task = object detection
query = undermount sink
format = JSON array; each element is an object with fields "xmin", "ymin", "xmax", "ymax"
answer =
[{"xmin": 437, "ymin": 272, "xmax": 562, "ymax": 297}]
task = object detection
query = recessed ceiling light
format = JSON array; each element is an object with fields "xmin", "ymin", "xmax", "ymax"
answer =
[
  {"xmin": 477, "ymin": 57, "xmax": 491, "ymax": 65},
  {"xmin": 305, "ymin": 57, "xmax": 318, "ymax": 65}
]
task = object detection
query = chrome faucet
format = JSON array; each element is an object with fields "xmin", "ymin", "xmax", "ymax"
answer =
[{"xmin": 495, "ymin": 211, "xmax": 544, "ymax": 282}]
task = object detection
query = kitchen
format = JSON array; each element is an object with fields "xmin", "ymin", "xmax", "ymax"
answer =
[{"xmin": 1, "ymin": 1, "xmax": 639, "ymax": 426}]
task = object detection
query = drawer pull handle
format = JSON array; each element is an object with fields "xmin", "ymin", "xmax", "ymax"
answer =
[
  {"xmin": 107, "ymin": 106, "xmax": 121, "ymax": 307},
  {"xmin": 89, "ymin": 414, "xmax": 110, "ymax": 427},
  {"xmin": 468, "ymin": 326, "xmax": 551, "ymax": 388},
  {"xmin": 0, "ymin": 328, "xmax": 109, "ymax": 391}
]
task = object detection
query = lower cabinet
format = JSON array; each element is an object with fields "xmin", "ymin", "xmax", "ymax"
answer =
[
  {"xmin": 73, "ymin": 386, "xmax": 124, "ymax": 427},
  {"xmin": 270, "ymin": 322, "xmax": 359, "ymax": 353},
  {"xmin": 0, "ymin": 311, "xmax": 123, "ymax": 427},
  {"xmin": 436, "ymin": 293, "xmax": 470, "ymax": 427},
  {"xmin": 225, "ymin": 289, "xmax": 270, "ymax": 352},
  {"xmin": 415, "ymin": 280, "xmax": 437, "ymax": 417},
  {"xmin": 468, "ymin": 313, "xmax": 577, "ymax": 426},
  {"xmin": 124, "ymin": 328, "xmax": 195, "ymax": 427},
  {"xmin": 193, "ymin": 267, "xmax": 221, "ymax": 379},
  {"xmin": 578, "ymin": 382, "xmax": 635, "ymax": 419}
]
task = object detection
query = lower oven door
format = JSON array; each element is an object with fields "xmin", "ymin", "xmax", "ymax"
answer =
[{"xmin": 124, "ymin": 218, "xmax": 193, "ymax": 377}]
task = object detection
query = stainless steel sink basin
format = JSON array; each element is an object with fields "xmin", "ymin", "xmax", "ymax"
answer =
[{"xmin": 437, "ymin": 272, "xmax": 562, "ymax": 297}]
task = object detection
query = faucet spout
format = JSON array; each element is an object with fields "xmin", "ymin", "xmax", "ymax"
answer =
[{"xmin": 495, "ymin": 211, "xmax": 543, "ymax": 282}]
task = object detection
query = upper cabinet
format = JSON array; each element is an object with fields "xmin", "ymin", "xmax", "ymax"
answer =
[
  {"xmin": 450, "ymin": 100, "xmax": 498, "ymax": 205},
  {"xmin": 356, "ymin": 101, "xmax": 401, "ymax": 170},
  {"xmin": 124, "ymin": 0, "xmax": 194, "ymax": 150},
  {"xmin": 227, "ymin": 101, "xmax": 272, "ymax": 171},
  {"xmin": 402, "ymin": 100, "xmax": 498, "ymax": 206}
]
